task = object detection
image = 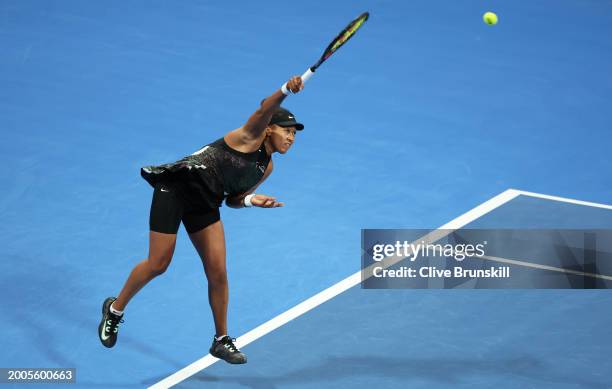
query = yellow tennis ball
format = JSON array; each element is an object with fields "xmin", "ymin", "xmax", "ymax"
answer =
[{"xmin": 483, "ymin": 11, "xmax": 498, "ymax": 25}]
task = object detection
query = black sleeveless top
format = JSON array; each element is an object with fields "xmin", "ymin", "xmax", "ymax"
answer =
[{"xmin": 141, "ymin": 138, "xmax": 271, "ymax": 208}]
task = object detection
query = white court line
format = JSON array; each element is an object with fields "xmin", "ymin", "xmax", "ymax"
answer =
[
  {"xmin": 148, "ymin": 188, "xmax": 610, "ymax": 388},
  {"xmin": 513, "ymin": 189, "xmax": 612, "ymax": 210}
]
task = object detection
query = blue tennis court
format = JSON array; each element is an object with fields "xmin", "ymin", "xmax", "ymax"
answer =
[{"xmin": 1, "ymin": 1, "xmax": 611, "ymax": 388}]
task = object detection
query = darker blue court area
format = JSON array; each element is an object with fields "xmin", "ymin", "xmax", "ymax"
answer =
[{"xmin": 1, "ymin": 0, "xmax": 611, "ymax": 388}]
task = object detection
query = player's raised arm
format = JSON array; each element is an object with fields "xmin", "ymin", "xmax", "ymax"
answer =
[{"xmin": 242, "ymin": 76, "xmax": 303, "ymax": 139}]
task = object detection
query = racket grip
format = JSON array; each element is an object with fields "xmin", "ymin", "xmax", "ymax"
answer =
[{"xmin": 301, "ymin": 68, "xmax": 314, "ymax": 83}]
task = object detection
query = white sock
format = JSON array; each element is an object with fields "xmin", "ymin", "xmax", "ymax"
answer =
[
  {"xmin": 110, "ymin": 303, "xmax": 124, "ymax": 316},
  {"xmin": 215, "ymin": 334, "xmax": 227, "ymax": 341}
]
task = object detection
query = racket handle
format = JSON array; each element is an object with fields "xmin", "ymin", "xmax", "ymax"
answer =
[{"xmin": 301, "ymin": 68, "xmax": 315, "ymax": 83}]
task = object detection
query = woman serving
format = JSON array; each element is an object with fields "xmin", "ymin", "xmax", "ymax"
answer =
[{"xmin": 98, "ymin": 76, "xmax": 305, "ymax": 364}]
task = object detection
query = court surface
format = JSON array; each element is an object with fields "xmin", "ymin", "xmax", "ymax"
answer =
[{"xmin": 1, "ymin": 1, "xmax": 611, "ymax": 388}]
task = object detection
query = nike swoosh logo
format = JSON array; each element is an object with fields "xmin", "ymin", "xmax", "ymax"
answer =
[
  {"xmin": 161, "ymin": 188, "xmax": 169, "ymax": 192},
  {"xmin": 100, "ymin": 322, "xmax": 111, "ymax": 341}
]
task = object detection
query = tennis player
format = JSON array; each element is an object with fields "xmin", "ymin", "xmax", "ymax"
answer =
[{"xmin": 98, "ymin": 76, "xmax": 305, "ymax": 364}]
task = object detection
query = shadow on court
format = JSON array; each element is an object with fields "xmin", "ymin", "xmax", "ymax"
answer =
[
  {"xmin": 0, "ymin": 254, "xmax": 83, "ymax": 367},
  {"xmin": 184, "ymin": 354, "xmax": 608, "ymax": 389},
  {"xmin": 0, "ymin": 254, "xmax": 185, "ymax": 370}
]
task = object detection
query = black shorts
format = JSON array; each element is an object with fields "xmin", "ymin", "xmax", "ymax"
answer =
[{"xmin": 149, "ymin": 182, "xmax": 220, "ymax": 234}]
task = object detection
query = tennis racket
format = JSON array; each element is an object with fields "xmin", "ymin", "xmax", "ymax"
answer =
[{"xmin": 300, "ymin": 11, "xmax": 369, "ymax": 83}]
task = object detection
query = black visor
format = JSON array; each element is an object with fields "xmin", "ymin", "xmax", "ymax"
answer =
[{"xmin": 269, "ymin": 107, "xmax": 304, "ymax": 131}]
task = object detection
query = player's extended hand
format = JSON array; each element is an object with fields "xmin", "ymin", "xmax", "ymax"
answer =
[
  {"xmin": 286, "ymin": 76, "xmax": 304, "ymax": 94},
  {"xmin": 251, "ymin": 194, "xmax": 284, "ymax": 208}
]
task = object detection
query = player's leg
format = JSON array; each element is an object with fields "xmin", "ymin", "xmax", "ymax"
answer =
[
  {"xmin": 113, "ymin": 231, "xmax": 177, "ymax": 311},
  {"xmin": 98, "ymin": 182, "xmax": 182, "ymax": 348},
  {"xmin": 188, "ymin": 217, "xmax": 246, "ymax": 364},
  {"xmin": 188, "ymin": 220, "xmax": 228, "ymax": 335}
]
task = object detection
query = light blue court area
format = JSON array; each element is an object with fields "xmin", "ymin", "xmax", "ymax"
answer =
[{"xmin": 1, "ymin": 0, "xmax": 612, "ymax": 388}]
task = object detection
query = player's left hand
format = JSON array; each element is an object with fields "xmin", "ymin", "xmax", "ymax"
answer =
[{"xmin": 251, "ymin": 194, "xmax": 284, "ymax": 208}]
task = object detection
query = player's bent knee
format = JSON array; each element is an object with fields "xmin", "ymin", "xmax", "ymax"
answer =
[{"xmin": 147, "ymin": 257, "xmax": 172, "ymax": 276}]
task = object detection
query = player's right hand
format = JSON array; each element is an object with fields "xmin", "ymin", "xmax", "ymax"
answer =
[{"xmin": 286, "ymin": 76, "xmax": 304, "ymax": 94}]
